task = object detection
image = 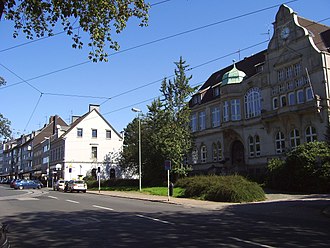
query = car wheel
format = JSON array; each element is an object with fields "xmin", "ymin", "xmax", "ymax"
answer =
[
  {"xmin": 19, "ymin": 186, "xmax": 23, "ymax": 190},
  {"xmin": 83, "ymin": 190, "xmax": 86, "ymax": 193}
]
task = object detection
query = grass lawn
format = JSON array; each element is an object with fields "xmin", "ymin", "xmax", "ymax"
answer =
[{"xmin": 89, "ymin": 186, "xmax": 185, "ymax": 197}]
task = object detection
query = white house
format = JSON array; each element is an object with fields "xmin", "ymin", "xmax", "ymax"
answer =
[{"xmin": 50, "ymin": 104, "xmax": 123, "ymax": 181}]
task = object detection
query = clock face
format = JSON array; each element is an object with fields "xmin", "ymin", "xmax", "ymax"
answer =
[{"xmin": 280, "ymin": 27, "xmax": 290, "ymax": 39}]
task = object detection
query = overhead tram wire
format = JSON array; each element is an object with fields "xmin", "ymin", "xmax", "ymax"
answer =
[
  {"xmin": 0, "ymin": 0, "xmax": 301, "ymax": 91},
  {"xmin": 23, "ymin": 93, "xmax": 43, "ymax": 133}
]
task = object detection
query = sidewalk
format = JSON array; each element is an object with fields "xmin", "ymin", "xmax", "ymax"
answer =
[{"xmin": 87, "ymin": 190, "xmax": 330, "ymax": 213}]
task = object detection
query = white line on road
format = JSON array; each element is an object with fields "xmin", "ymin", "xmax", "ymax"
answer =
[
  {"xmin": 229, "ymin": 237, "xmax": 275, "ymax": 248},
  {"xmin": 92, "ymin": 205, "xmax": 115, "ymax": 211},
  {"xmin": 17, "ymin": 198, "xmax": 39, "ymax": 201},
  {"xmin": 48, "ymin": 196, "xmax": 58, "ymax": 200},
  {"xmin": 136, "ymin": 214, "xmax": 174, "ymax": 225},
  {"xmin": 66, "ymin": 199, "xmax": 79, "ymax": 204}
]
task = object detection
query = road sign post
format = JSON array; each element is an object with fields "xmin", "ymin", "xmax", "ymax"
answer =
[{"xmin": 164, "ymin": 160, "xmax": 171, "ymax": 201}]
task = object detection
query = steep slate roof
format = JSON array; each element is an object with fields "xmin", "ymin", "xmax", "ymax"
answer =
[
  {"xmin": 191, "ymin": 50, "xmax": 266, "ymax": 106},
  {"xmin": 297, "ymin": 16, "xmax": 330, "ymax": 52}
]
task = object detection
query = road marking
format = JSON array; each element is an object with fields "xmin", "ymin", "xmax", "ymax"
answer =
[
  {"xmin": 229, "ymin": 237, "xmax": 275, "ymax": 248},
  {"xmin": 17, "ymin": 198, "xmax": 39, "ymax": 201},
  {"xmin": 92, "ymin": 205, "xmax": 114, "ymax": 211},
  {"xmin": 48, "ymin": 196, "xmax": 58, "ymax": 200},
  {"xmin": 66, "ymin": 199, "xmax": 79, "ymax": 204},
  {"xmin": 136, "ymin": 214, "xmax": 174, "ymax": 225}
]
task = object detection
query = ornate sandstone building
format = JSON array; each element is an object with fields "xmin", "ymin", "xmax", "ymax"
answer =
[{"xmin": 189, "ymin": 5, "xmax": 330, "ymax": 175}]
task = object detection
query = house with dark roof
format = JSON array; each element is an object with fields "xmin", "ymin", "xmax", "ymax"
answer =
[{"xmin": 188, "ymin": 5, "xmax": 330, "ymax": 175}]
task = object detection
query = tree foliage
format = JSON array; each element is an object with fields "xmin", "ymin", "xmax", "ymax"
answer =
[
  {"xmin": 1, "ymin": 0, "xmax": 149, "ymax": 62},
  {"xmin": 120, "ymin": 57, "xmax": 197, "ymax": 185},
  {"xmin": 0, "ymin": 78, "xmax": 11, "ymax": 140},
  {"xmin": 266, "ymin": 141, "xmax": 330, "ymax": 193}
]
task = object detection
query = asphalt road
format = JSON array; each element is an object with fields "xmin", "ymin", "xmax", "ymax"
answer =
[{"xmin": 0, "ymin": 185, "xmax": 329, "ymax": 248}]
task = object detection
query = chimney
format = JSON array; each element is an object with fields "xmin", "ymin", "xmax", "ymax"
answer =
[{"xmin": 89, "ymin": 104, "xmax": 100, "ymax": 112}]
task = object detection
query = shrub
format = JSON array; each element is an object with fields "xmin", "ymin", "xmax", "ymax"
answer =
[
  {"xmin": 86, "ymin": 179, "xmax": 139, "ymax": 189},
  {"xmin": 266, "ymin": 141, "xmax": 330, "ymax": 193},
  {"xmin": 176, "ymin": 175, "xmax": 265, "ymax": 203}
]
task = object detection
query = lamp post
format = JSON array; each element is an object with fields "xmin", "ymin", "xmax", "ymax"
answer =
[{"xmin": 131, "ymin": 107, "xmax": 142, "ymax": 191}]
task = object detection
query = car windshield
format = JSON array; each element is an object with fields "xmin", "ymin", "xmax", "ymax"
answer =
[{"xmin": 74, "ymin": 181, "xmax": 84, "ymax": 184}]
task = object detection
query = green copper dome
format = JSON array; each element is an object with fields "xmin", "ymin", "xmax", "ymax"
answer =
[{"xmin": 222, "ymin": 63, "xmax": 246, "ymax": 85}]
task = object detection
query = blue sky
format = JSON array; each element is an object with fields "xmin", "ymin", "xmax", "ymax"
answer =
[{"xmin": 1, "ymin": 0, "xmax": 330, "ymax": 138}]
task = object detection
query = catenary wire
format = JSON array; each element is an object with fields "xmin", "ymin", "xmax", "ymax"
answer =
[{"xmin": 0, "ymin": 0, "xmax": 301, "ymax": 92}]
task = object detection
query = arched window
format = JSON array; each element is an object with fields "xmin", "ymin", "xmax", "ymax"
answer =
[
  {"xmin": 275, "ymin": 131, "xmax": 285, "ymax": 154},
  {"xmin": 201, "ymin": 145, "xmax": 207, "ymax": 163},
  {"xmin": 212, "ymin": 143, "xmax": 218, "ymax": 162},
  {"xmin": 255, "ymin": 135, "xmax": 261, "ymax": 157},
  {"xmin": 245, "ymin": 87, "xmax": 261, "ymax": 119},
  {"xmin": 305, "ymin": 126, "xmax": 317, "ymax": 142},
  {"xmin": 248, "ymin": 136, "xmax": 254, "ymax": 157},
  {"xmin": 290, "ymin": 129, "xmax": 300, "ymax": 148},
  {"xmin": 217, "ymin": 142, "xmax": 222, "ymax": 161}
]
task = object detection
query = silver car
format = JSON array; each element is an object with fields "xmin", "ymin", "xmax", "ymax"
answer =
[{"xmin": 66, "ymin": 180, "xmax": 87, "ymax": 193}]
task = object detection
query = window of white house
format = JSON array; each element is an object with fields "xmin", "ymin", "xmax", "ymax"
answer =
[
  {"xmin": 199, "ymin": 111, "xmax": 206, "ymax": 130},
  {"xmin": 273, "ymin": 97, "xmax": 279, "ymax": 109},
  {"xmin": 192, "ymin": 148, "xmax": 198, "ymax": 164},
  {"xmin": 217, "ymin": 142, "xmax": 222, "ymax": 161},
  {"xmin": 91, "ymin": 146, "xmax": 98, "ymax": 159},
  {"xmin": 280, "ymin": 95, "xmax": 287, "ymax": 107},
  {"xmin": 212, "ymin": 106, "xmax": 221, "ymax": 127},
  {"xmin": 191, "ymin": 113, "xmax": 197, "ymax": 132},
  {"xmin": 275, "ymin": 131, "xmax": 285, "ymax": 154},
  {"xmin": 231, "ymin": 99, "xmax": 241, "ymax": 121},
  {"xmin": 201, "ymin": 145, "xmax": 207, "ymax": 163},
  {"xmin": 306, "ymin": 87, "xmax": 313, "ymax": 101},
  {"xmin": 244, "ymin": 87, "xmax": 261, "ymax": 119},
  {"xmin": 92, "ymin": 129, "xmax": 98, "ymax": 138},
  {"xmin": 249, "ymin": 136, "xmax": 254, "ymax": 157},
  {"xmin": 279, "ymin": 84, "xmax": 285, "ymax": 93},
  {"xmin": 288, "ymin": 92, "xmax": 296, "ymax": 105},
  {"xmin": 106, "ymin": 130, "xmax": 112, "ymax": 139},
  {"xmin": 296, "ymin": 77, "xmax": 305, "ymax": 87},
  {"xmin": 212, "ymin": 143, "xmax": 218, "ymax": 162},
  {"xmin": 305, "ymin": 126, "xmax": 317, "ymax": 142},
  {"xmin": 77, "ymin": 128, "xmax": 83, "ymax": 137},
  {"xmin": 255, "ymin": 135, "xmax": 261, "ymax": 157},
  {"xmin": 290, "ymin": 129, "xmax": 300, "ymax": 148},
  {"xmin": 223, "ymin": 101, "xmax": 229, "ymax": 122},
  {"xmin": 294, "ymin": 63, "xmax": 302, "ymax": 76},
  {"xmin": 297, "ymin": 90, "xmax": 304, "ymax": 104}
]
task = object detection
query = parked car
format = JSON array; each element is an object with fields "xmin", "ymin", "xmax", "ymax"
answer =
[
  {"xmin": 65, "ymin": 180, "xmax": 87, "ymax": 193},
  {"xmin": 14, "ymin": 180, "xmax": 41, "ymax": 190},
  {"xmin": 10, "ymin": 179, "xmax": 21, "ymax": 188},
  {"xmin": 54, "ymin": 180, "xmax": 67, "ymax": 191}
]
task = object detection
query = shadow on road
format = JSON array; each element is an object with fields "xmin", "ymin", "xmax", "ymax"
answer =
[{"xmin": 1, "ymin": 198, "xmax": 330, "ymax": 248}]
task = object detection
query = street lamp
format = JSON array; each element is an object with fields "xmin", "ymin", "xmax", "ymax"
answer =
[{"xmin": 131, "ymin": 107, "xmax": 142, "ymax": 191}]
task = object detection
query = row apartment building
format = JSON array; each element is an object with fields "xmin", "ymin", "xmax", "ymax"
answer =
[
  {"xmin": 0, "ymin": 104, "xmax": 123, "ymax": 184},
  {"xmin": 189, "ymin": 5, "xmax": 330, "ymax": 175}
]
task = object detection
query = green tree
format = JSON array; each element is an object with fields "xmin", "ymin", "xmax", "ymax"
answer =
[
  {"xmin": 1, "ymin": 0, "xmax": 149, "ymax": 62},
  {"xmin": 146, "ymin": 57, "xmax": 197, "ymax": 181},
  {"xmin": 0, "ymin": 79, "xmax": 11, "ymax": 139},
  {"xmin": 120, "ymin": 57, "xmax": 196, "ymax": 185}
]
